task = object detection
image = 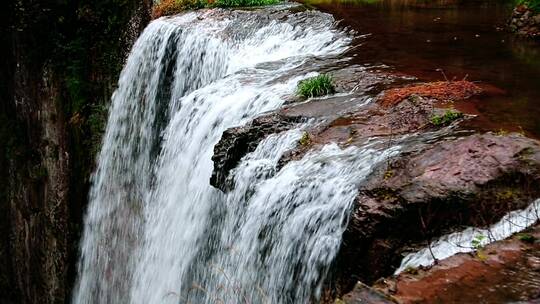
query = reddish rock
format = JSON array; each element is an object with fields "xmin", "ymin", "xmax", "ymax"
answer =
[
  {"xmin": 380, "ymin": 81, "xmax": 482, "ymax": 107},
  {"xmin": 332, "ymin": 132, "xmax": 540, "ymax": 291},
  {"xmin": 370, "ymin": 225, "xmax": 540, "ymax": 304}
]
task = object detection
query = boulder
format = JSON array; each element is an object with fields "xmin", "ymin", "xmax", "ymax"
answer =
[
  {"xmin": 210, "ymin": 113, "xmax": 303, "ymax": 190},
  {"xmin": 370, "ymin": 224, "xmax": 540, "ymax": 303},
  {"xmin": 331, "ymin": 132, "xmax": 540, "ymax": 290}
]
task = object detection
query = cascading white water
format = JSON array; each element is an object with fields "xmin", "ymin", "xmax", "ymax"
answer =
[{"xmin": 72, "ymin": 6, "xmax": 400, "ymax": 304}]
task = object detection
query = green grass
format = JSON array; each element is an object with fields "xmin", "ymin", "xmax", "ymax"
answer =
[
  {"xmin": 516, "ymin": 0, "xmax": 540, "ymax": 12},
  {"xmin": 516, "ymin": 233, "xmax": 536, "ymax": 243},
  {"xmin": 430, "ymin": 109, "xmax": 464, "ymax": 127},
  {"xmin": 296, "ymin": 74, "xmax": 335, "ymax": 98}
]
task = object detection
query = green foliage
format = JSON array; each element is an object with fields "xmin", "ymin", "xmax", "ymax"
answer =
[
  {"xmin": 471, "ymin": 234, "xmax": 486, "ymax": 250},
  {"xmin": 296, "ymin": 74, "xmax": 335, "ymax": 98},
  {"xmin": 383, "ymin": 170, "xmax": 394, "ymax": 180},
  {"xmin": 403, "ymin": 266, "xmax": 419, "ymax": 275},
  {"xmin": 87, "ymin": 104, "xmax": 109, "ymax": 155},
  {"xmin": 495, "ymin": 188, "xmax": 520, "ymax": 202},
  {"xmin": 516, "ymin": 233, "xmax": 536, "ymax": 243},
  {"xmin": 516, "ymin": 0, "xmax": 540, "ymax": 12},
  {"xmin": 299, "ymin": 132, "xmax": 311, "ymax": 146},
  {"xmin": 430, "ymin": 109, "xmax": 463, "ymax": 127}
]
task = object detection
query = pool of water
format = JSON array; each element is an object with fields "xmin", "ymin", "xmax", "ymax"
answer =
[{"xmin": 304, "ymin": 0, "xmax": 540, "ymax": 137}]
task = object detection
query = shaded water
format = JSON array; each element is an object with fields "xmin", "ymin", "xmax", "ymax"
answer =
[{"xmin": 305, "ymin": 0, "xmax": 540, "ymax": 136}]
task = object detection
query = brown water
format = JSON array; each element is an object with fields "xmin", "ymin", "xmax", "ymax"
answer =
[{"xmin": 305, "ymin": 0, "xmax": 540, "ymax": 137}]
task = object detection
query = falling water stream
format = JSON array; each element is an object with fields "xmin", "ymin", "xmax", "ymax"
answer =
[
  {"xmin": 71, "ymin": 6, "xmax": 388, "ymax": 304},
  {"xmin": 73, "ymin": 4, "xmax": 540, "ymax": 304}
]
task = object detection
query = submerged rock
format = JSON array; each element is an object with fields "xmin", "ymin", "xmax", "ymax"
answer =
[{"xmin": 509, "ymin": 5, "xmax": 540, "ymax": 39}]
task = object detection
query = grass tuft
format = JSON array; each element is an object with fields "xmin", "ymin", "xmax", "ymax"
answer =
[
  {"xmin": 430, "ymin": 109, "xmax": 463, "ymax": 127},
  {"xmin": 296, "ymin": 74, "xmax": 335, "ymax": 98}
]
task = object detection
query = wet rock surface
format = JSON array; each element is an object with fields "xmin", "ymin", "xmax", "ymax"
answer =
[
  {"xmin": 338, "ymin": 281, "xmax": 397, "ymax": 304},
  {"xmin": 332, "ymin": 132, "xmax": 540, "ymax": 288},
  {"xmin": 210, "ymin": 113, "xmax": 304, "ymax": 190},
  {"xmin": 369, "ymin": 224, "xmax": 540, "ymax": 303},
  {"xmin": 509, "ymin": 5, "xmax": 540, "ymax": 39},
  {"xmin": 211, "ymin": 71, "xmax": 540, "ymax": 302}
]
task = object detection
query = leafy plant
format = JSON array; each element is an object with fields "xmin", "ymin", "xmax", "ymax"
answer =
[
  {"xmin": 296, "ymin": 74, "xmax": 335, "ymax": 98},
  {"xmin": 516, "ymin": 0, "xmax": 540, "ymax": 13},
  {"xmin": 299, "ymin": 132, "xmax": 311, "ymax": 146},
  {"xmin": 471, "ymin": 234, "xmax": 486, "ymax": 250},
  {"xmin": 430, "ymin": 109, "xmax": 463, "ymax": 127}
]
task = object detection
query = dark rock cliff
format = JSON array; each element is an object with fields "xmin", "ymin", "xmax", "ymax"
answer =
[{"xmin": 0, "ymin": 0, "xmax": 151, "ymax": 303}]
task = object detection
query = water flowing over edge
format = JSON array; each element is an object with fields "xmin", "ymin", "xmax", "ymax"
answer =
[{"xmin": 71, "ymin": 6, "xmax": 391, "ymax": 304}]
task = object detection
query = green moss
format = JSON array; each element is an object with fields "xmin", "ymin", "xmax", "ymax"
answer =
[
  {"xmin": 403, "ymin": 266, "xmax": 419, "ymax": 275},
  {"xmin": 430, "ymin": 109, "xmax": 463, "ymax": 127},
  {"xmin": 299, "ymin": 132, "xmax": 311, "ymax": 146},
  {"xmin": 87, "ymin": 104, "xmax": 109, "ymax": 156},
  {"xmin": 495, "ymin": 129, "xmax": 509, "ymax": 136},
  {"xmin": 495, "ymin": 188, "xmax": 521, "ymax": 202},
  {"xmin": 371, "ymin": 188, "xmax": 400, "ymax": 202},
  {"xmin": 516, "ymin": 233, "xmax": 536, "ymax": 243},
  {"xmin": 296, "ymin": 74, "xmax": 335, "ymax": 98}
]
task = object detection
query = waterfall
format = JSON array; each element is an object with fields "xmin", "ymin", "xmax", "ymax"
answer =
[{"xmin": 73, "ymin": 6, "xmax": 395, "ymax": 304}]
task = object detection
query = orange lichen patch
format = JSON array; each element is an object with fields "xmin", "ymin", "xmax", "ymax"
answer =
[{"xmin": 380, "ymin": 81, "xmax": 482, "ymax": 107}]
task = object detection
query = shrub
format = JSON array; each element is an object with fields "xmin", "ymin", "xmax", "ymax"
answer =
[
  {"xmin": 516, "ymin": 0, "xmax": 540, "ymax": 13},
  {"xmin": 430, "ymin": 109, "xmax": 463, "ymax": 127},
  {"xmin": 296, "ymin": 74, "xmax": 335, "ymax": 98},
  {"xmin": 152, "ymin": 0, "xmax": 280, "ymax": 18}
]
